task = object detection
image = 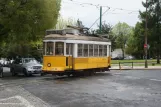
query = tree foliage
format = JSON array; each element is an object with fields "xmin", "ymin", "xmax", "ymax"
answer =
[
  {"xmin": 96, "ymin": 23, "xmax": 112, "ymax": 34},
  {"xmin": 0, "ymin": 0, "xmax": 61, "ymax": 58},
  {"xmin": 94, "ymin": 22, "xmax": 116, "ymax": 51},
  {"xmin": 55, "ymin": 17, "xmax": 77, "ymax": 29},
  {"xmin": 112, "ymin": 22, "xmax": 133, "ymax": 58},
  {"xmin": 126, "ymin": 0, "xmax": 161, "ymax": 60},
  {"xmin": 126, "ymin": 22, "xmax": 145, "ymax": 59}
]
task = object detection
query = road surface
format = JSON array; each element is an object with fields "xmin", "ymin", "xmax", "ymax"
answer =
[{"xmin": 0, "ymin": 67, "xmax": 161, "ymax": 107}]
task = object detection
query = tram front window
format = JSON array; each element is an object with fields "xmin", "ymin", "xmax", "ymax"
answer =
[
  {"xmin": 46, "ymin": 42, "xmax": 53, "ymax": 55},
  {"xmin": 55, "ymin": 42, "xmax": 64, "ymax": 55}
]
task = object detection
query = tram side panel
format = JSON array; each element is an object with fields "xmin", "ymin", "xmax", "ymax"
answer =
[
  {"xmin": 42, "ymin": 56, "xmax": 111, "ymax": 73},
  {"xmin": 66, "ymin": 56, "xmax": 73, "ymax": 70},
  {"xmin": 43, "ymin": 56, "xmax": 66, "ymax": 72},
  {"xmin": 73, "ymin": 57, "xmax": 111, "ymax": 70}
]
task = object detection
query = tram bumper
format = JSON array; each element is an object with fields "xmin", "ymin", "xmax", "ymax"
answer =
[{"xmin": 42, "ymin": 67, "xmax": 65, "ymax": 74}]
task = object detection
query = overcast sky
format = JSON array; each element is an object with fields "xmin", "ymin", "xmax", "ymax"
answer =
[{"xmin": 60, "ymin": 0, "xmax": 146, "ymax": 29}]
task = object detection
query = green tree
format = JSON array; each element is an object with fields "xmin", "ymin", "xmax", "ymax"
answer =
[
  {"xmin": 112, "ymin": 22, "xmax": 133, "ymax": 58},
  {"xmin": 94, "ymin": 22, "xmax": 116, "ymax": 51},
  {"xmin": 55, "ymin": 17, "xmax": 77, "ymax": 29},
  {"xmin": 126, "ymin": 22, "xmax": 145, "ymax": 59},
  {"xmin": 0, "ymin": 0, "xmax": 61, "ymax": 58},
  {"xmin": 96, "ymin": 23, "xmax": 112, "ymax": 34},
  {"xmin": 139, "ymin": 0, "xmax": 161, "ymax": 63}
]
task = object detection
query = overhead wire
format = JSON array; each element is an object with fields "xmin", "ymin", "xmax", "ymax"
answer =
[
  {"xmin": 89, "ymin": 7, "xmax": 110, "ymax": 29},
  {"xmin": 63, "ymin": 0, "xmax": 140, "ymax": 14},
  {"xmin": 62, "ymin": 0, "xmax": 140, "ymax": 29},
  {"xmin": 62, "ymin": 1, "xmax": 87, "ymax": 7}
]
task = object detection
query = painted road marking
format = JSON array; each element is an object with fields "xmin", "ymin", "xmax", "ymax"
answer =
[
  {"xmin": 0, "ymin": 96, "xmax": 34, "ymax": 107},
  {"xmin": 125, "ymin": 76, "xmax": 161, "ymax": 82},
  {"xmin": 125, "ymin": 76, "xmax": 141, "ymax": 80},
  {"xmin": 150, "ymin": 79, "xmax": 161, "ymax": 82}
]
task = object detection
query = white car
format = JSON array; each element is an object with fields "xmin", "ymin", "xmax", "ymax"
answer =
[{"xmin": 10, "ymin": 58, "xmax": 43, "ymax": 76}]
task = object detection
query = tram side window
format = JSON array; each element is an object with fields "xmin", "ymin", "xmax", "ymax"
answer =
[
  {"xmin": 94, "ymin": 45, "xmax": 99, "ymax": 56},
  {"xmin": 46, "ymin": 42, "xmax": 53, "ymax": 55},
  {"xmin": 84, "ymin": 44, "xmax": 88, "ymax": 57},
  {"xmin": 99, "ymin": 45, "xmax": 103, "ymax": 56},
  {"xmin": 66, "ymin": 43, "xmax": 72, "ymax": 55},
  {"xmin": 78, "ymin": 44, "xmax": 83, "ymax": 57},
  {"xmin": 89, "ymin": 44, "xmax": 93, "ymax": 57},
  {"xmin": 104, "ymin": 45, "xmax": 107, "ymax": 56},
  {"xmin": 102, "ymin": 45, "xmax": 104, "ymax": 56},
  {"xmin": 109, "ymin": 45, "xmax": 111, "ymax": 56},
  {"xmin": 55, "ymin": 42, "xmax": 64, "ymax": 55}
]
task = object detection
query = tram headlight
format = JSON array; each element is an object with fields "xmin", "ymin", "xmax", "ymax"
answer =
[{"xmin": 47, "ymin": 63, "xmax": 51, "ymax": 67}]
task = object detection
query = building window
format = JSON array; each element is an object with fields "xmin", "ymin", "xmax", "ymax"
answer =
[
  {"xmin": 46, "ymin": 42, "xmax": 53, "ymax": 55},
  {"xmin": 104, "ymin": 45, "xmax": 107, "ymax": 56},
  {"xmin": 55, "ymin": 42, "xmax": 64, "ymax": 55},
  {"xmin": 66, "ymin": 43, "xmax": 72, "ymax": 55},
  {"xmin": 78, "ymin": 44, "xmax": 83, "ymax": 57},
  {"xmin": 99, "ymin": 45, "xmax": 103, "ymax": 56},
  {"xmin": 89, "ymin": 44, "xmax": 93, "ymax": 57},
  {"xmin": 94, "ymin": 45, "xmax": 98, "ymax": 56},
  {"xmin": 84, "ymin": 44, "xmax": 88, "ymax": 57}
]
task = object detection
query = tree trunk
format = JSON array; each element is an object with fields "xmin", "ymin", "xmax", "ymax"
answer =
[
  {"xmin": 156, "ymin": 26, "xmax": 160, "ymax": 64},
  {"xmin": 156, "ymin": 22, "xmax": 160, "ymax": 64},
  {"xmin": 157, "ymin": 48, "xmax": 160, "ymax": 64},
  {"xmin": 157, "ymin": 57, "xmax": 160, "ymax": 64},
  {"xmin": 156, "ymin": 0, "xmax": 160, "ymax": 64},
  {"xmin": 122, "ymin": 48, "xmax": 125, "ymax": 59}
]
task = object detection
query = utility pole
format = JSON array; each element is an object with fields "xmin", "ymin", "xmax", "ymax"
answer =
[
  {"xmin": 100, "ymin": 6, "xmax": 102, "ymax": 34},
  {"xmin": 157, "ymin": 0, "xmax": 160, "ymax": 64},
  {"xmin": 145, "ymin": 0, "xmax": 148, "ymax": 68}
]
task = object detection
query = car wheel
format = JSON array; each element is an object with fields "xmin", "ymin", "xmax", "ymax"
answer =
[
  {"xmin": 41, "ymin": 73, "xmax": 44, "ymax": 76},
  {"xmin": 40, "ymin": 71, "xmax": 46, "ymax": 76},
  {"xmin": 11, "ymin": 68, "xmax": 17, "ymax": 76},
  {"xmin": 23, "ymin": 69, "xmax": 29, "ymax": 77}
]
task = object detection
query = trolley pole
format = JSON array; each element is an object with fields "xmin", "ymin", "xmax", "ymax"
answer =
[
  {"xmin": 145, "ymin": 0, "xmax": 148, "ymax": 68},
  {"xmin": 99, "ymin": 6, "xmax": 102, "ymax": 34}
]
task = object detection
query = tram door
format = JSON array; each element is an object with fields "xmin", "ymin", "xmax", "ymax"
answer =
[{"xmin": 66, "ymin": 43, "xmax": 73, "ymax": 70}]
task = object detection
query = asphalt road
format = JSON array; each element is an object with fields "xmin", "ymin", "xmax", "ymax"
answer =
[{"xmin": 0, "ymin": 67, "xmax": 161, "ymax": 107}]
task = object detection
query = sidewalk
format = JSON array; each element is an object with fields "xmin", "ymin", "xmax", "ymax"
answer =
[{"xmin": 110, "ymin": 66, "xmax": 161, "ymax": 70}]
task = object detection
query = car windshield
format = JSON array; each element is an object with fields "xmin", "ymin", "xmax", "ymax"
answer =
[{"xmin": 23, "ymin": 58, "xmax": 38, "ymax": 64}]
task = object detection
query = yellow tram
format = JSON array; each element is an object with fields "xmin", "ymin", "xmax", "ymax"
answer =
[{"xmin": 42, "ymin": 28, "xmax": 111, "ymax": 76}]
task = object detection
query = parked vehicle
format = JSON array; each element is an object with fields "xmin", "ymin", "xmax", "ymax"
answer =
[
  {"xmin": 0, "ymin": 64, "xmax": 3, "ymax": 78},
  {"xmin": 124, "ymin": 56, "xmax": 135, "ymax": 60},
  {"xmin": 10, "ymin": 58, "xmax": 43, "ymax": 76},
  {"xmin": 112, "ymin": 56, "xmax": 124, "ymax": 60},
  {"xmin": 0, "ymin": 59, "xmax": 7, "ymax": 67},
  {"xmin": 0, "ymin": 59, "xmax": 13, "ymax": 67}
]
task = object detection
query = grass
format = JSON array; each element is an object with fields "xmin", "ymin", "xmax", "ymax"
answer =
[
  {"xmin": 111, "ymin": 59, "xmax": 157, "ymax": 64},
  {"xmin": 112, "ymin": 63, "xmax": 161, "ymax": 66},
  {"xmin": 111, "ymin": 59, "xmax": 161, "ymax": 66}
]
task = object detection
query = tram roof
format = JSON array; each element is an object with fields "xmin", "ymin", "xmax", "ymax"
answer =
[{"xmin": 43, "ymin": 34, "xmax": 110, "ymax": 42}]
